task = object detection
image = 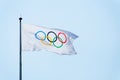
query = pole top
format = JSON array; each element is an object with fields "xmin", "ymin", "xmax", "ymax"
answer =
[{"xmin": 19, "ymin": 17, "xmax": 22, "ymax": 20}]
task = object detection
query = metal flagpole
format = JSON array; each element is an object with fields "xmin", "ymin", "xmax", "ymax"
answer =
[{"xmin": 19, "ymin": 17, "xmax": 22, "ymax": 80}]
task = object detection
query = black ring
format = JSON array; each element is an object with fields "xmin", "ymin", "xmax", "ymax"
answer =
[{"xmin": 47, "ymin": 31, "xmax": 57, "ymax": 42}]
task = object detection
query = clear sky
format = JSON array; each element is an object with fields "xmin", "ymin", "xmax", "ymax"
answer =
[{"xmin": 0, "ymin": 0, "xmax": 120, "ymax": 80}]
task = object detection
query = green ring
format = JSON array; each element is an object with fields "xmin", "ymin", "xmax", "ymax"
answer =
[{"xmin": 52, "ymin": 37, "xmax": 63, "ymax": 48}]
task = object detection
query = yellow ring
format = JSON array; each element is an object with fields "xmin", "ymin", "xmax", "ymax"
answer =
[{"xmin": 40, "ymin": 36, "xmax": 52, "ymax": 46}]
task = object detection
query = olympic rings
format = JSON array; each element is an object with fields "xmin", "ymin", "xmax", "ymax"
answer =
[{"xmin": 35, "ymin": 30, "xmax": 67, "ymax": 48}]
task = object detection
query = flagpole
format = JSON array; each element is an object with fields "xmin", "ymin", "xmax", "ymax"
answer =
[{"xmin": 19, "ymin": 17, "xmax": 22, "ymax": 80}]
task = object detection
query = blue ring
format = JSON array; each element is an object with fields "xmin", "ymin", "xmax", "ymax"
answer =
[{"xmin": 35, "ymin": 31, "xmax": 46, "ymax": 40}]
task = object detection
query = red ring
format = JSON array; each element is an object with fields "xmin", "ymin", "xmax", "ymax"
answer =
[{"xmin": 58, "ymin": 32, "xmax": 67, "ymax": 43}]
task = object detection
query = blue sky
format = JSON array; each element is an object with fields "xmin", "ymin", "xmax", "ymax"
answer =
[{"xmin": 0, "ymin": 0, "xmax": 120, "ymax": 80}]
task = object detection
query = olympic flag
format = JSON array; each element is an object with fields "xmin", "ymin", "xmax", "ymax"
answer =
[{"xmin": 22, "ymin": 24, "xmax": 78, "ymax": 55}]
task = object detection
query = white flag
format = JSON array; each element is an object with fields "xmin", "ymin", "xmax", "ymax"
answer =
[{"xmin": 22, "ymin": 24, "xmax": 78, "ymax": 55}]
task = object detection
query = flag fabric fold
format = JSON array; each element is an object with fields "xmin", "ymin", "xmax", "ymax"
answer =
[{"xmin": 22, "ymin": 24, "xmax": 78, "ymax": 55}]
